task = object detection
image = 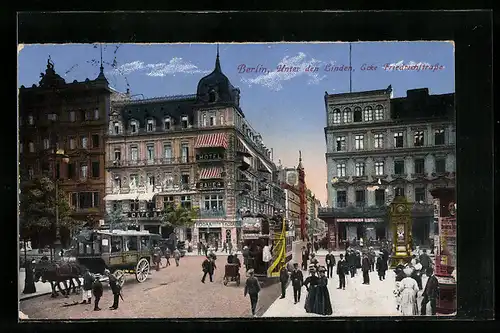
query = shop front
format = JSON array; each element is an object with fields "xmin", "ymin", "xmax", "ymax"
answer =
[
  {"xmin": 193, "ymin": 221, "xmax": 237, "ymax": 249},
  {"xmin": 338, "ymin": 217, "xmax": 386, "ymax": 246},
  {"xmin": 126, "ymin": 210, "xmax": 163, "ymax": 235}
]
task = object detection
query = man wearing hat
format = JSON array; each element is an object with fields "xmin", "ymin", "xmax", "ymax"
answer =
[
  {"xmin": 290, "ymin": 263, "xmax": 304, "ymax": 304},
  {"xmin": 361, "ymin": 253, "xmax": 371, "ymax": 285},
  {"xmin": 325, "ymin": 250, "xmax": 336, "ymax": 279},
  {"xmin": 92, "ymin": 275, "xmax": 103, "ymax": 311},
  {"xmin": 279, "ymin": 265, "xmax": 289, "ymax": 299},
  {"xmin": 244, "ymin": 269, "xmax": 261, "ymax": 316},
  {"xmin": 105, "ymin": 269, "xmax": 122, "ymax": 310},
  {"xmin": 336, "ymin": 253, "xmax": 347, "ymax": 290}
]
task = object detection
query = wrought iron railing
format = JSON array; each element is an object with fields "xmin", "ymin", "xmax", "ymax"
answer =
[{"xmin": 199, "ymin": 208, "xmax": 226, "ymax": 218}]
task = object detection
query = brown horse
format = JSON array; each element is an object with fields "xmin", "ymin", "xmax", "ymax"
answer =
[{"xmin": 34, "ymin": 261, "xmax": 84, "ymax": 298}]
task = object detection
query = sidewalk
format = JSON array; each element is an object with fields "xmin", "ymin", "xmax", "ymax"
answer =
[{"xmin": 18, "ymin": 268, "xmax": 83, "ymax": 301}]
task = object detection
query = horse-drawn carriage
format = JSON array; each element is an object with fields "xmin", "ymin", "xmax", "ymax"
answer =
[{"xmin": 74, "ymin": 229, "xmax": 161, "ymax": 287}]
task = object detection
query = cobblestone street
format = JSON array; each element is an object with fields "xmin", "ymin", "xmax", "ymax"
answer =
[{"xmin": 20, "ymin": 255, "xmax": 281, "ymax": 319}]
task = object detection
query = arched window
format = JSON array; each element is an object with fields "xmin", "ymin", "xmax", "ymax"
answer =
[
  {"xmin": 146, "ymin": 119, "xmax": 155, "ymax": 132},
  {"xmin": 333, "ymin": 109, "xmax": 341, "ymax": 124},
  {"xmin": 353, "ymin": 107, "xmax": 362, "ymax": 122},
  {"xmin": 375, "ymin": 105, "xmax": 384, "ymax": 120},
  {"xmin": 112, "ymin": 121, "xmax": 121, "ymax": 135},
  {"xmin": 202, "ymin": 114, "xmax": 207, "ymax": 126},
  {"xmin": 343, "ymin": 108, "xmax": 352, "ymax": 123},
  {"xmin": 363, "ymin": 106, "xmax": 373, "ymax": 121},
  {"xmin": 209, "ymin": 89, "xmax": 217, "ymax": 102},
  {"xmin": 164, "ymin": 117, "xmax": 171, "ymax": 130},
  {"xmin": 130, "ymin": 120, "xmax": 139, "ymax": 134},
  {"xmin": 220, "ymin": 115, "xmax": 224, "ymax": 125}
]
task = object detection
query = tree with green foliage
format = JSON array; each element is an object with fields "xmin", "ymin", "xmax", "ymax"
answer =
[
  {"xmin": 161, "ymin": 204, "xmax": 199, "ymax": 229},
  {"xmin": 19, "ymin": 176, "xmax": 82, "ymax": 247},
  {"xmin": 106, "ymin": 204, "xmax": 130, "ymax": 231}
]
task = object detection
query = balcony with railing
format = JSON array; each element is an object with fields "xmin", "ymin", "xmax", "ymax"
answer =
[
  {"xmin": 319, "ymin": 202, "xmax": 433, "ymax": 218},
  {"xmin": 198, "ymin": 208, "xmax": 226, "ymax": 218}
]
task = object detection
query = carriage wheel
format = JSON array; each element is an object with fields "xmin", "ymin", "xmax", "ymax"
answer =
[
  {"xmin": 114, "ymin": 270, "xmax": 126, "ymax": 288},
  {"xmin": 223, "ymin": 276, "xmax": 228, "ymax": 286},
  {"xmin": 136, "ymin": 258, "xmax": 150, "ymax": 283},
  {"xmin": 236, "ymin": 275, "xmax": 241, "ymax": 286}
]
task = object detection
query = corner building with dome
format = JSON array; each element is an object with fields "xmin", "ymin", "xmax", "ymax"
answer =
[{"xmin": 104, "ymin": 50, "xmax": 285, "ymax": 249}]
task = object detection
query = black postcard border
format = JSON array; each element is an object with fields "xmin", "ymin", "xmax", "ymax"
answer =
[{"xmin": 8, "ymin": 10, "xmax": 495, "ymax": 333}]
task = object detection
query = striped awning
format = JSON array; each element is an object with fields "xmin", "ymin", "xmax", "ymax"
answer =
[
  {"xmin": 195, "ymin": 133, "xmax": 228, "ymax": 149},
  {"xmin": 199, "ymin": 167, "xmax": 224, "ymax": 180}
]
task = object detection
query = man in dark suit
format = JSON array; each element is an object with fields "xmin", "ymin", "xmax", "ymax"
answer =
[
  {"xmin": 337, "ymin": 254, "xmax": 346, "ymax": 290},
  {"xmin": 419, "ymin": 249, "xmax": 432, "ymax": 276},
  {"xmin": 361, "ymin": 253, "xmax": 371, "ymax": 285},
  {"xmin": 244, "ymin": 269, "xmax": 261, "ymax": 316},
  {"xmin": 290, "ymin": 263, "xmax": 304, "ymax": 304},
  {"xmin": 325, "ymin": 250, "xmax": 336, "ymax": 278},
  {"xmin": 301, "ymin": 246, "xmax": 309, "ymax": 271},
  {"xmin": 421, "ymin": 267, "xmax": 438, "ymax": 315},
  {"xmin": 279, "ymin": 266, "xmax": 289, "ymax": 299}
]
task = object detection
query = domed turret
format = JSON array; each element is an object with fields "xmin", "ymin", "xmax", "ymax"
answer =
[{"xmin": 196, "ymin": 45, "xmax": 239, "ymax": 105}]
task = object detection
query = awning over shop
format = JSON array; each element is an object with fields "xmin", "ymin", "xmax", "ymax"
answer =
[
  {"xmin": 103, "ymin": 193, "xmax": 139, "ymax": 201},
  {"xmin": 138, "ymin": 192, "xmax": 157, "ymax": 201},
  {"xmin": 195, "ymin": 133, "xmax": 228, "ymax": 149},
  {"xmin": 199, "ymin": 167, "xmax": 224, "ymax": 180}
]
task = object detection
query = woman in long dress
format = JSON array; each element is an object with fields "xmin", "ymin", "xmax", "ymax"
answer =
[
  {"xmin": 303, "ymin": 265, "xmax": 319, "ymax": 313},
  {"xmin": 315, "ymin": 266, "xmax": 333, "ymax": 315},
  {"xmin": 397, "ymin": 267, "xmax": 419, "ymax": 315}
]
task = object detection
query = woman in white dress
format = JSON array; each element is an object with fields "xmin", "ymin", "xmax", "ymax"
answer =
[{"xmin": 397, "ymin": 267, "xmax": 419, "ymax": 315}]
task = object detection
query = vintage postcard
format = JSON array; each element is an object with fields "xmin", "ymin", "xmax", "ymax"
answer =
[{"xmin": 18, "ymin": 41, "xmax": 456, "ymax": 319}]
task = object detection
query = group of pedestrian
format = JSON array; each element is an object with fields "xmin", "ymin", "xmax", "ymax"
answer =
[
  {"xmin": 393, "ymin": 248, "xmax": 437, "ymax": 316},
  {"xmin": 80, "ymin": 268, "xmax": 121, "ymax": 311}
]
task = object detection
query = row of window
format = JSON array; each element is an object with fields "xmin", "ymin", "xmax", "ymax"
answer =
[
  {"xmin": 329, "ymin": 105, "xmax": 385, "ymax": 125},
  {"xmin": 336, "ymin": 158, "xmax": 447, "ymax": 177},
  {"xmin": 21, "ymin": 134, "xmax": 100, "ymax": 153},
  {"xmin": 113, "ymin": 174, "xmax": 191, "ymax": 189},
  {"xmin": 112, "ymin": 143, "xmax": 189, "ymax": 162},
  {"xmin": 335, "ymin": 129, "xmax": 446, "ymax": 152},
  {"xmin": 112, "ymin": 116, "xmax": 192, "ymax": 135},
  {"xmin": 24, "ymin": 109, "xmax": 100, "ymax": 125},
  {"xmin": 201, "ymin": 113, "xmax": 225, "ymax": 127},
  {"xmin": 335, "ymin": 187, "xmax": 427, "ymax": 207}
]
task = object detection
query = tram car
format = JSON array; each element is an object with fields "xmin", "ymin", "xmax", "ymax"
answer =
[
  {"xmin": 241, "ymin": 213, "xmax": 293, "ymax": 279},
  {"xmin": 74, "ymin": 229, "xmax": 161, "ymax": 287}
]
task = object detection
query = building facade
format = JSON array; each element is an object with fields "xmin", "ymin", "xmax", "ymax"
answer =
[
  {"xmin": 319, "ymin": 86, "xmax": 455, "ymax": 250},
  {"xmin": 19, "ymin": 59, "xmax": 111, "ymax": 246},
  {"xmin": 306, "ymin": 189, "xmax": 325, "ymax": 238},
  {"xmin": 104, "ymin": 51, "xmax": 284, "ymax": 248}
]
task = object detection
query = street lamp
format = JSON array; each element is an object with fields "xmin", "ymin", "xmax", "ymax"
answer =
[{"xmin": 52, "ymin": 149, "xmax": 69, "ymax": 260}]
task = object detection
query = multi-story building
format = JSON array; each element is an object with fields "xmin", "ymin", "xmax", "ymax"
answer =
[
  {"xmin": 306, "ymin": 189, "xmax": 325, "ymax": 237},
  {"xmin": 319, "ymin": 86, "xmax": 455, "ymax": 250},
  {"xmin": 19, "ymin": 59, "xmax": 111, "ymax": 246},
  {"xmin": 276, "ymin": 157, "xmax": 307, "ymax": 240},
  {"xmin": 104, "ymin": 51, "xmax": 283, "ymax": 248}
]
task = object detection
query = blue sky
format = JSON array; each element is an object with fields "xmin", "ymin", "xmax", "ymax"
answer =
[{"xmin": 18, "ymin": 42, "xmax": 455, "ymax": 204}]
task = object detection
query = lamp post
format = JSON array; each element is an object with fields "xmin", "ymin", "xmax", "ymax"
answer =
[{"xmin": 52, "ymin": 149, "xmax": 69, "ymax": 261}]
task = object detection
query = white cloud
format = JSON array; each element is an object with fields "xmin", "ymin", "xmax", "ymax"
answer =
[
  {"xmin": 240, "ymin": 52, "xmax": 326, "ymax": 91},
  {"xmin": 384, "ymin": 60, "xmax": 433, "ymax": 71},
  {"xmin": 106, "ymin": 58, "xmax": 209, "ymax": 77},
  {"xmin": 145, "ymin": 57, "xmax": 210, "ymax": 77}
]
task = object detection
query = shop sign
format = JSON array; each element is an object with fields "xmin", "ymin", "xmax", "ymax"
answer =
[
  {"xmin": 336, "ymin": 218, "xmax": 384, "ymax": 223},
  {"xmin": 440, "ymin": 218, "xmax": 456, "ymax": 237},
  {"xmin": 196, "ymin": 152, "xmax": 224, "ymax": 161},
  {"xmin": 195, "ymin": 221, "xmax": 234, "ymax": 228},
  {"xmin": 242, "ymin": 217, "xmax": 261, "ymax": 232},
  {"xmin": 433, "ymin": 198, "xmax": 440, "ymax": 218},
  {"xmin": 197, "ymin": 181, "xmax": 224, "ymax": 190},
  {"xmin": 242, "ymin": 233, "xmax": 260, "ymax": 240},
  {"xmin": 127, "ymin": 210, "xmax": 162, "ymax": 218}
]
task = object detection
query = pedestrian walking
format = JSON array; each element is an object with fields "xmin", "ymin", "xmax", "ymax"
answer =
[
  {"xmin": 215, "ymin": 240, "xmax": 219, "ymax": 252},
  {"xmin": 337, "ymin": 254, "xmax": 346, "ymax": 290},
  {"xmin": 303, "ymin": 265, "xmax": 319, "ymax": 314},
  {"xmin": 197, "ymin": 241, "xmax": 202, "ymax": 255},
  {"xmin": 347, "ymin": 250, "xmax": 356, "ymax": 277},
  {"xmin": 421, "ymin": 267, "xmax": 438, "ymax": 315},
  {"xmin": 201, "ymin": 256, "xmax": 216, "ymax": 283},
  {"xmin": 242, "ymin": 246, "xmax": 250, "ymax": 271},
  {"xmin": 419, "ymin": 249, "xmax": 432, "ymax": 276},
  {"xmin": 316, "ymin": 266, "xmax": 333, "ymax": 315},
  {"xmin": 165, "ymin": 248, "xmax": 171, "ymax": 266},
  {"xmin": 290, "ymin": 263, "xmax": 304, "ymax": 304},
  {"xmin": 361, "ymin": 253, "xmax": 370, "ymax": 285},
  {"xmin": 92, "ymin": 276, "xmax": 103, "ymax": 311},
  {"xmin": 244, "ymin": 269, "xmax": 261, "ymax": 316},
  {"xmin": 105, "ymin": 269, "xmax": 122, "ymax": 310},
  {"xmin": 279, "ymin": 265, "xmax": 289, "ymax": 299},
  {"xmin": 397, "ymin": 267, "xmax": 419, "ymax": 315},
  {"xmin": 228, "ymin": 241, "xmax": 233, "ymax": 254},
  {"xmin": 223, "ymin": 241, "xmax": 227, "ymax": 253},
  {"xmin": 310, "ymin": 253, "xmax": 319, "ymax": 271},
  {"xmin": 368, "ymin": 248, "xmax": 375, "ymax": 272},
  {"xmin": 325, "ymin": 250, "xmax": 336, "ymax": 278},
  {"xmin": 376, "ymin": 255, "xmax": 388, "ymax": 280},
  {"xmin": 411, "ymin": 260, "xmax": 423, "ymax": 290},
  {"xmin": 301, "ymin": 246, "xmax": 309, "ymax": 271},
  {"xmin": 173, "ymin": 248, "xmax": 181, "ymax": 267},
  {"xmin": 81, "ymin": 268, "xmax": 93, "ymax": 304},
  {"xmin": 203, "ymin": 243, "xmax": 208, "ymax": 257}
]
